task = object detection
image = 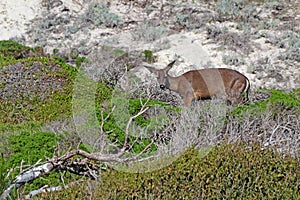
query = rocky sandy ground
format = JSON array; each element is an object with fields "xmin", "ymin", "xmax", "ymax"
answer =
[{"xmin": 0, "ymin": 0, "xmax": 299, "ymax": 91}]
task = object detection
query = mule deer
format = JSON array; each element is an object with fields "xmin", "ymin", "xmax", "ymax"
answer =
[{"xmin": 146, "ymin": 61, "xmax": 250, "ymax": 107}]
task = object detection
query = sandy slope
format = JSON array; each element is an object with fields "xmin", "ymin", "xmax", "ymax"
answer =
[
  {"xmin": 0, "ymin": 0, "xmax": 298, "ymax": 89},
  {"xmin": 0, "ymin": 0, "xmax": 41, "ymax": 40}
]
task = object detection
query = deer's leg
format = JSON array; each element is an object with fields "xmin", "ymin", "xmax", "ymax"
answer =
[
  {"xmin": 225, "ymin": 88, "xmax": 242, "ymax": 105},
  {"xmin": 225, "ymin": 88, "xmax": 234, "ymax": 104},
  {"xmin": 231, "ymin": 94, "xmax": 243, "ymax": 105},
  {"xmin": 236, "ymin": 94, "xmax": 243, "ymax": 104},
  {"xmin": 183, "ymin": 93, "xmax": 194, "ymax": 107}
]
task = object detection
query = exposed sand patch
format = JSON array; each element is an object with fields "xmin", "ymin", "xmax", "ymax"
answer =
[{"xmin": 0, "ymin": 0, "xmax": 41, "ymax": 40}]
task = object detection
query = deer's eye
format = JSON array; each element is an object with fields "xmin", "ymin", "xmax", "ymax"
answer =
[{"xmin": 160, "ymin": 85, "xmax": 166, "ymax": 90}]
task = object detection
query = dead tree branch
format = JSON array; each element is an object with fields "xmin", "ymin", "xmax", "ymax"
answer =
[{"xmin": 1, "ymin": 96, "xmax": 159, "ymax": 199}]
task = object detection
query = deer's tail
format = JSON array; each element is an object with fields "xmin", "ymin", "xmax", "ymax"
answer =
[{"xmin": 244, "ymin": 78, "xmax": 251, "ymax": 103}]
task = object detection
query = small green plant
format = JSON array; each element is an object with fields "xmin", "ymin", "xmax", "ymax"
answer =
[
  {"xmin": 268, "ymin": 88, "xmax": 300, "ymax": 112},
  {"xmin": 143, "ymin": 50, "xmax": 154, "ymax": 62},
  {"xmin": 75, "ymin": 56, "xmax": 87, "ymax": 68}
]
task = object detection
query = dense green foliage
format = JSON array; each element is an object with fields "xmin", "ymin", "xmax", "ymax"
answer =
[
  {"xmin": 35, "ymin": 143, "xmax": 300, "ymax": 199},
  {"xmin": 0, "ymin": 40, "xmax": 299, "ymax": 199},
  {"xmin": 7, "ymin": 132, "xmax": 56, "ymax": 168},
  {"xmin": 98, "ymin": 97, "xmax": 177, "ymax": 154},
  {"xmin": 0, "ymin": 132, "xmax": 59, "ymax": 193},
  {"xmin": 0, "ymin": 40, "xmax": 33, "ymax": 66},
  {"xmin": 0, "ymin": 41, "xmax": 79, "ymax": 196},
  {"xmin": 0, "ymin": 41, "xmax": 77, "ymax": 124},
  {"xmin": 268, "ymin": 88, "xmax": 300, "ymax": 112},
  {"xmin": 232, "ymin": 88, "xmax": 300, "ymax": 117},
  {"xmin": 0, "ymin": 157, "xmax": 9, "ymax": 195}
]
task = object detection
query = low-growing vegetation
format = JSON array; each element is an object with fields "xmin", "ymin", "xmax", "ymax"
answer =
[
  {"xmin": 1, "ymin": 40, "xmax": 299, "ymax": 199},
  {"xmin": 35, "ymin": 143, "xmax": 300, "ymax": 199},
  {"xmin": 1, "ymin": 0, "xmax": 300, "ymax": 198},
  {"xmin": 0, "ymin": 41, "xmax": 77, "ymax": 124}
]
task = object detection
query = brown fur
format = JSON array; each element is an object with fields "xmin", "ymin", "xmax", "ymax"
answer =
[{"xmin": 146, "ymin": 61, "xmax": 250, "ymax": 107}]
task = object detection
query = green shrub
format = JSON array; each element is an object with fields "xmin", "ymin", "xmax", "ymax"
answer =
[
  {"xmin": 268, "ymin": 88, "xmax": 300, "ymax": 112},
  {"xmin": 232, "ymin": 88, "xmax": 300, "ymax": 117},
  {"xmin": 35, "ymin": 142, "xmax": 300, "ymax": 199},
  {"xmin": 0, "ymin": 126, "xmax": 89, "ymax": 198},
  {"xmin": 98, "ymin": 143, "xmax": 300, "ymax": 199},
  {"xmin": 98, "ymin": 97, "xmax": 175, "ymax": 154},
  {"xmin": 0, "ymin": 40, "xmax": 32, "ymax": 63},
  {"xmin": 143, "ymin": 50, "xmax": 154, "ymax": 63},
  {"xmin": 0, "ymin": 42, "xmax": 77, "ymax": 123},
  {"xmin": 83, "ymin": 2, "xmax": 123, "ymax": 28},
  {"xmin": 1, "ymin": 132, "xmax": 60, "ymax": 194}
]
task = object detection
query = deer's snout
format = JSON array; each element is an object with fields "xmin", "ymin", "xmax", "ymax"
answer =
[{"xmin": 160, "ymin": 85, "xmax": 166, "ymax": 90}]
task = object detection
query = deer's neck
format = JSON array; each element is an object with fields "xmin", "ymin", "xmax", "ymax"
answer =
[{"xmin": 166, "ymin": 76, "xmax": 180, "ymax": 92}]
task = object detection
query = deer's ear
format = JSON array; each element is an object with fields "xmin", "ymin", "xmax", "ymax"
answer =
[
  {"xmin": 144, "ymin": 65, "xmax": 157, "ymax": 74},
  {"xmin": 164, "ymin": 60, "xmax": 176, "ymax": 73},
  {"xmin": 167, "ymin": 60, "xmax": 176, "ymax": 67}
]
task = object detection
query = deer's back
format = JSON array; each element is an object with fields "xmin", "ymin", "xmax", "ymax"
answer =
[{"xmin": 179, "ymin": 68, "xmax": 247, "ymax": 98}]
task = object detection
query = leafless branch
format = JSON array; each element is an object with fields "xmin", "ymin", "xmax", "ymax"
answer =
[
  {"xmin": 121, "ymin": 97, "xmax": 150, "ymax": 153},
  {"xmin": 1, "ymin": 95, "xmax": 162, "ymax": 199}
]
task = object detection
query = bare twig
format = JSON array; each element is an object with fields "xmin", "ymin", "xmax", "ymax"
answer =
[{"xmin": 121, "ymin": 97, "xmax": 150, "ymax": 153}]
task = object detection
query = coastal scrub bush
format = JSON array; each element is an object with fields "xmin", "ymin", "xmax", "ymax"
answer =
[
  {"xmin": 0, "ymin": 41, "xmax": 77, "ymax": 124},
  {"xmin": 268, "ymin": 88, "xmax": 300, "ymax": 112},
  {"xmin": 226, "ymin": 88, "xmax": 300, "ymax": 160},
  {"xmin": 234, "ymin": 88, "xmax": 300, "ymax": 115},
  {"xmin": 132, "ymin": 22, "xmax": 168, "ymax": 42},
  {"xmin": 173, "ymin": 6, "xmax": 212, "ymax": 31},
  {"xmin": 0, "ymin": 40, "xmax": 42, "ymax": 66},
  {"xmin": 95, "ymin": 97, "xmax": 177, "ymax": 154},
  {"xmin": 206, "ymin": 25, "xmax": 253, "ymax": 54},
  {"xmin": 1, "ymin": 132, "xmax": 60, "ymax": 195},
  {"xmin": 34, "ymin": 142, "xmax": 300, "ymax": 199},
  {"xmin": 214, "ymin": 0, "xmax": 260, "ymax": 23},
  {"xmin": 82, "ymin": 2, "xmax": 123, "ymax": 28},
  {"xmin": 222, "ymin": 53, "xmax": 245, "ymax": 66}
]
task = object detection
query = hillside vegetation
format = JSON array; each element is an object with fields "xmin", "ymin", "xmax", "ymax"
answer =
[{"xmin": 0, "ymin": 0, "xmax": 299, "ymax": 199}]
